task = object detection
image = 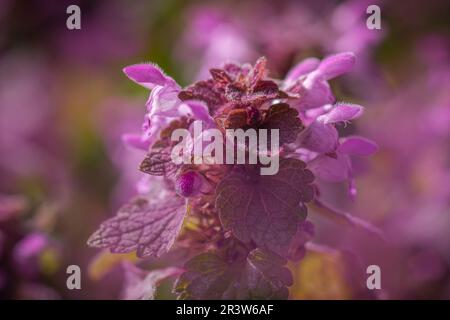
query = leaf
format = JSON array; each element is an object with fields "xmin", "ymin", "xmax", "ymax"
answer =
[
  {"xmin": 248, "ymin": 57, "xmax": 268, "ymax": 88},
  {"xmin": 209, "ymin": 68, "xmax": 232, "ymax": 85},
  {"xmin": 244, "ymin": 249, "xmax": 293, "ymax": 299},
  {"xmin": 224, "ymin": 108, "xmax": 248, "ymax": 129},
  {"xmin": 87, "ymin": 195, "xmax": 186, "ymax": 258},
  {"xmin": 215, "ymin": 158, "xmax": 315, "ymax": 256},
  {"xmin": 249, "ymin": 80, "xmax": 280, "ymax": 100},
  {"xmin": 174, "ymin": 252, "xmax": 232, "ymax": 300},
  {"xmin": 140, "ymin": 150, "xmax": 177, "ymax": 177},
  {"xmin": 261, "ymin": 103, "xmax": 304, "ymax": 145},
  {"xmin": 174, "ymin": 249, "xmax": 292, "ymax": 300},
  {"xmin": 178, "ymin": 80, "xmax": 225, "ymax": 110}
]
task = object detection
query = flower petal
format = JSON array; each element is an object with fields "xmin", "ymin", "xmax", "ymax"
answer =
[
  {"xmin": 340, "ymin": 136, "xmax": 379, "ymax": 156},
  {"xmin": 299, "ymin": 121, "xmax": 338, "ymax": 153},
  {"xmin": 123, "ymin": 63, "xmax": 175, "ymax": 89},
  {"xmin": 317, "ymin": 52, "xmax": 356, "ymax": 80},
  {"xmin": 146, "ymin": 85, "xmax": 182, "ymax": 117},
  {"xmin": 319, "ymin": 102, "xmax": 364, "ymax": 124},
  {"xmin": 308, "ymin": 153, "xmax": 352, "ymax": 182},
  {"xmin": 285, "ymin": 57, "xmax": 320, "ymax": 83},
  {"xmin": 181, "ymin": 100, "xmax": 215, "ymax": 127},
  {"xmin": 296, "ymin": 76, "xmax": 335, "ymax": 110}
]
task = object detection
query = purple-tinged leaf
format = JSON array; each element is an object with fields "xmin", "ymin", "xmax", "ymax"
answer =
[
  {"xmin": 244, "ymin": 249, "xmax": 293, "ymax": 299},
  {"xmin": 249, "ymin": 80, "xmax": 281, "ymax": 100},
  {"xmin": 178, "ymin": 80, "xmax": 225, "ymax": 110},
  {"xmin": 87, "ymin": 195, "xmax": 186, "ymax": 258},
  {"xmin": 140, "ymin": 150, "xmax": 178, "ymax": 177},
  {"xmin": 174, "ymin": 252, "xmax": 232, "ymax": 300},
  {"xmin": 261, "ymin": 103, "xmax": 304, "ymax": 145},
  {"xmin": 248, "ymin": 57, "xmax": 268, "ymax": 88},
  {"xmin": 174, "ymin": 249, "xmax": 292, "ymax": 300},
  {"xmin": 215, "ymin": 159, "xmax": 315, "ymax": 256},
  {"xmin": 209, "ymin": 68, "xmax": 232, "ymax": 85}
]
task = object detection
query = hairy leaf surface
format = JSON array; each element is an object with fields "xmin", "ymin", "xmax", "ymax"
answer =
[
  {"xmin": 215, "ymin": 158, "xmax": 315, "ymax": 256},
  {"xmin": 88, "ymin": 195, "xmax": 186, "ymax": 258},
  {"xmin": 174, "ymin": 249, "xmax": 292, "ymax": 299}
]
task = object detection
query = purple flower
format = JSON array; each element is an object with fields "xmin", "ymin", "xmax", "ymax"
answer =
[
  {"xmin": 175, "ymin": 171, "xmax": 206, "ymax": 198},
  {"xmin": 122, "ymin": 63, "xmax": 216, "ymax": 151},
  {"xmin": 279, "ymin": 53, "xmax": 377, "ymax": 196},
  {"xmin": 12, "ymin": 233, "xmax": 50, "ymax": 279},
  {"xmin": 89, "ymin": 54, "xmax": 379, "ymax": 300}
]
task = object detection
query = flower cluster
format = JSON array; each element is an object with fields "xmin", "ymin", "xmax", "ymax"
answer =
[{"xmin": 88, "ymin": 53, "xmax": 379, "ymax": 299}]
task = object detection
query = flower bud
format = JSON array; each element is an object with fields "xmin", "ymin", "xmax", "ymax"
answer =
[{"xmin": 175, "ymin": 171, "xmax": 204, "ymax": 198}]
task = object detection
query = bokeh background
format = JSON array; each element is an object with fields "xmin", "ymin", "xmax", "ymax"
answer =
[{"xmin": 1, "ymin": 0, "xmax": 450, "ymax": 299}]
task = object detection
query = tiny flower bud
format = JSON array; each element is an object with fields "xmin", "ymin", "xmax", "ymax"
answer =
[{"xmin": 175, "ymin": 171, "xmax": 204, "ymax": 198}]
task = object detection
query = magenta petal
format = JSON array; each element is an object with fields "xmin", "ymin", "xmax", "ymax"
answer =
[
  {"xmin": 340, "ymin": 136, "xmax": 379, "ymax": 156},
  {"xmin": 308, "ymin": 153, "xmax": 352, "ymax": 182},
  {"xmin": 285, "ymin": 57, "xmax": 320, "ymax": 83},
  {"xmin": 320, "ymin": 103, "xmax": 364, "ymax": 124},
  {"xmin": 300, "ymin": 121, "xmax": 338, "ymax": 153},
  {"xmin": 182, "ymin": 100, "xmax": 215, "ymax": 127},
  {"xmin": 318, "ymin": 52, "xmax": 356, "ymax": 80},
  {"xmin": 123, "ymin": 63, "xmax": 172, "ymax": 89},
  {"xmin": 12, "ymin": 233, "xmax": 48, "ymax": 278},
  {"xmin": 297, "ymin": 77, "xmax": 335, "ymax": 110},
  {"xmin": 146, "ymin": 84, "xmax": 182, "ymax": 117}
]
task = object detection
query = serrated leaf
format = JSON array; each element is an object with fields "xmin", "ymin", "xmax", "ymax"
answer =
[
  {"xmin": 174, "ymin": 249, "xmax": 292, "ymax": 300},
  {"xmin": 174, "ymin": 252, "xmax": 233, "ymax": 300},
  {"xmin": 178, "ymin": 79, "xmax": 225, "ymax": 110},
  {"xmin": 215, "ymin": 158, "xmax": 314, "ymax": 256},
  {"xmin": 244, "ymin": 249, "xmax": 293, "ymax": 299},
  {"xmin": 87, "ymin": 195, "xmax": 186, "ymax": 258},
  {"xmin": 140, "ymin": 150, "xmax": 177, "ymax": 177},
  {"xmin": 248, "ymin": 57, "xmax": 267, "ymax": 88},
  {"xmin": 224, "ymin": 108, "xmax": 248, "ymax": 129},
  {"xmin": 261, "ymin": 103, "xmax": 304, "ymax": 145}
]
